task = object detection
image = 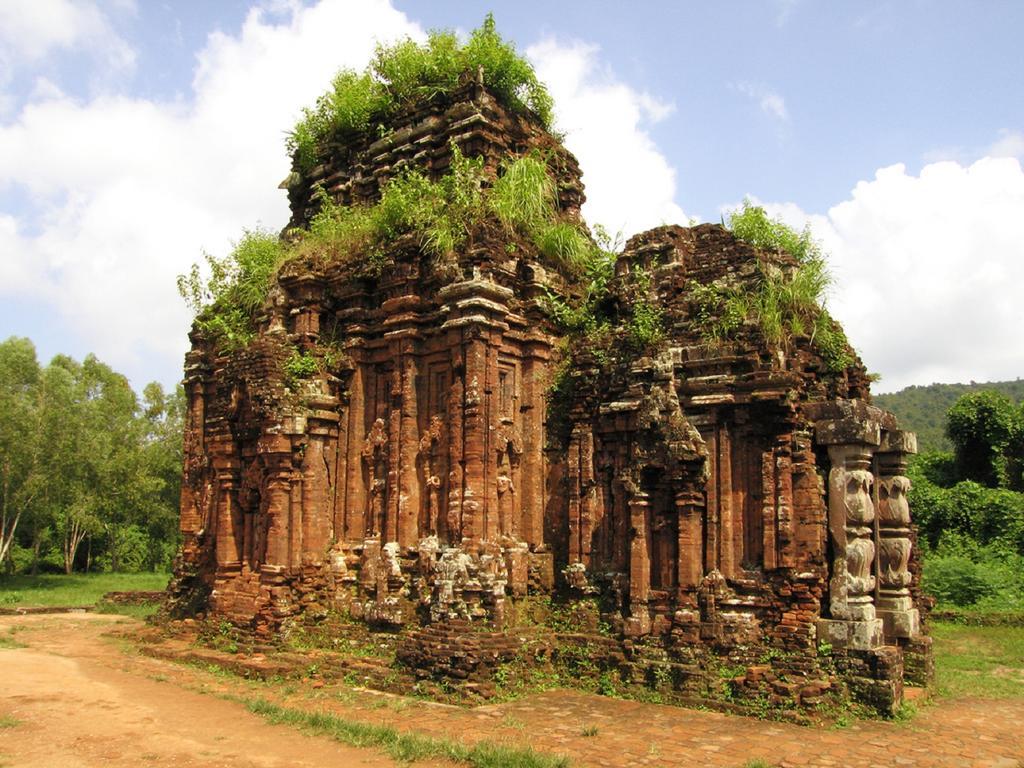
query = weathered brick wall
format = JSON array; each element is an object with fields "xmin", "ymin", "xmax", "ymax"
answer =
[{"xmin": 170, "ymin": 83, "xmax": 931, "ymax": 715}]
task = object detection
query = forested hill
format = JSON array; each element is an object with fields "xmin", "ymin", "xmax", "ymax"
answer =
[{"xmin": 875, "ymin": 379, "xmax": 1024, "ymax": 452}]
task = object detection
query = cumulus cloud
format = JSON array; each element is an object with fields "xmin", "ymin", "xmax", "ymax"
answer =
[
  {"xmin": 527, "ymin": 37, "xmax": 688, "ymax": 238},
  {"xmin": 0, "ymin": 0, "xmax": 423, "ymax": 388},
  {"xmin": 2, "ymin": 3, "xmax": 693, "ymax": 388},
  {"xmin": 0, "ymin": 0, "xmax": 136, "ymax": 92},
  {"xmin": 734, "ymin": 81, "xmax": 789, "ymax": 122},
  {"xmin": 749, "ymin": 155, "xmax": 1024, "ymax": 392}
]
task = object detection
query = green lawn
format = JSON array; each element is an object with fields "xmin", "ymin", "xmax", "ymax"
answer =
[
  {"xmin": 931, "ymin": 620, "xmax": 1024, "ymax": 699},
  {"xmin": 0, "ymin": 572, "xmax": 169, "ymax": 608}
]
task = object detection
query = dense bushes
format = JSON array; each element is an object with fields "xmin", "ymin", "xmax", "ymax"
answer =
[
  {"xmin": 909, "ymin": 389, "xmax": 1024, "ymax": 613},
  {"xmin": 288, "ymin": 15, "xmax": 554, "ymax": 171}
]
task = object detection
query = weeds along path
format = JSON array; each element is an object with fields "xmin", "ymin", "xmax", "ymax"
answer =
[{"xmin": 0, "ymin": 614, "xmax": 399, "ymax": 768}]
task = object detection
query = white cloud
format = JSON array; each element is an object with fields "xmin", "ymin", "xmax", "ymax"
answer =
[
  {"xmin": 0, "ymin": 0, "xmax": 135, "ymax": 78},
  {"xmin": 749, "ymin": 154, "xmax": 1024, "ymax": 392},
  {"xmin": 988, "ymin": 129, "xmax": 1024, "ymax": 160},
  {"xmin": 0, "ymin": 0, "xmax": 423, "ymax": 388},
  {"xmin": 735, "ymin": 81, "xmax": 789, "ymax": 122},
  {"xmin": 527, "ymin": 37, "xmax": 688, "ymax": 238}
]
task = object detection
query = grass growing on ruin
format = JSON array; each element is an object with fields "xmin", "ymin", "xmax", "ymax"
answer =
[
  {"xmin": 242, "ymin": 697, "xmax": 569, "ymax": 768},
  {"xmin": 288, "ymin": 15, "xmax": 553, "ymax": 171},
  {"xmin": 0, "ymin": 572, "xmax": 169, "ymax": 608},
  {"xmin": 715, "ymin": 200, "xmax": 853, "ymax": 372},
  {"xmin": 180, "ymin": 148, "xmax": 607, "ymax": 352},
  {"xmin": 176, "ymin": 227, "xmax": 285, "ymax": 349},
  {"xmin": 931, "ymin": 620, "xmax": 1024, "ymax": 699}
]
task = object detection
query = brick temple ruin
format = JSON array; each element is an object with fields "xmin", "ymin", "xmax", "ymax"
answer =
[{"xmin": 171, "ymin": 76, "xmax": 932, "ymax": 715}]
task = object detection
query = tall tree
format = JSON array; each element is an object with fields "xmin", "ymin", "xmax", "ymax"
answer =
[
  {"xmin": 0, "ymin": 338, "xmax": 41, "ymax": 568},
  {"xmin": 946, "ymin": 390, "xmax": 1022, "ymax": 488}
]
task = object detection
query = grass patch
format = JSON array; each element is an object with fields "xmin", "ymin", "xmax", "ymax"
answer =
[
  {"xmin": 0, "ymin": 572, "xmax": 169, "ymax": 608},
  {"xmin": 932, "ymin": 620, "xmax": 1024, "ymax": 699},
  {"xmin": 0, "ymin": 628, "xmax": 25, "ymax": 649},
  {"xmin": 243, "ymin": 697, "xmax": 568, "ymax": 768},
  {"xmin": 0, "ymin": 715, "xmax": 19, "ymax": 729},
  {"xmin": 95, "ymin": 601, "xmax": 162, "ymax": 620}
]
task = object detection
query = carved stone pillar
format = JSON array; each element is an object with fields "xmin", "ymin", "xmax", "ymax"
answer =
[
  {"xmin": 396, "ymin": 350, "xmax": 420, "ymax": 549},
  {"xmin": 815, "ymin": 416, "xmax": 883, "ymax": 651},
  {"xmin": 214, "ymin": 471, "xmax": 241, "ymax": 571},
  {"xmin": 625, "ymin": 483, "xmax": 652, "ymax": 636},
  {"xmin": 461, "ymin": 338, "xmax": 487, "ymax": 543},
  {"xmin": 566, "ymin": 424, "xmax": 585, "ymax": 566},
  {"xmin": 875, "ymin": 430, "xmax": 920, "ymax": 640},
  {"xmin": 418, "ymin": 415, "xmax": 445, "ymax": 538},
  {"xmin": 675, "ymin": 488, "xmax": 704, "ymax": 590}
]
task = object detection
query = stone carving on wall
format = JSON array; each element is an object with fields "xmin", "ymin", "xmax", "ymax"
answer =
[
  {"xmin": 362, "ymin": 417, "xmax": 389, "ymax": 538},
  {"xmin": 843, "ymin": 469, "xmax": 876, "ymax": 600},
  {"xmin": 419, "ymin": 415, "xmax": 445, "ymax": 536},
  {"xmin": 875, "ymin": 430, "xmax": 920, "ymax": 639}
]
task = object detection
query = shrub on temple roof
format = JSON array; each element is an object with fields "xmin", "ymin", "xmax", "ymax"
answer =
[
  {"xmin": 287, "ymin": 14, "xmax": 555, "ymax": 172},
  {"xmin": 176, "ymin": 228, "xmax": 284, "ymax": 349},
  {"xmin": 290, "ymin": 146, "xmax": 602, "ymax": 279},
  {"xmin": 290, "ymin": 145, "xmax": 486, "ymax": 272},
  {"xmin": 179, "ymin": 150, "xmax": 603, "ymax": 351},
  {"xmin": 722, "ymin": 200, "xmax": 853, "ymax": 372}
]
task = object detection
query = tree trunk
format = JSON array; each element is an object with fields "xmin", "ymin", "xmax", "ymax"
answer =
[
  {"xmin": 63, "ymin": 516, "xmax": 87, "ymax": 575},
  {"xmin": 0, "ymin": 469, "xmax": 20, "ymax": 569}
]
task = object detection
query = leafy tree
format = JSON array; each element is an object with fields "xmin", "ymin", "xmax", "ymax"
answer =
[
  {"xmin": 0, "ymin": 338, "xmax": 184, "ymax": 575},
  {"xmin": 946, "ymin": 390, "xmax": 1022, "ymax": 488},
  {"xmin": 874, "ymin": 379, "xmax": 1024, "ymax": 453},
  {"xmin": 0, "ymin": 338, "xmax": 41, "ymax": 568}
]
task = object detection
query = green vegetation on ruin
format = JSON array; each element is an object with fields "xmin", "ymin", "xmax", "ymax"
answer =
[
  {"xmin": 287, "ymin": 15, "xmax": 554, "ymax": 172},
  {"xmin": 179, "ymin": 148, "xmax": 604, "ymax": 353},
  {"xmin": 716, "ymin": 200, "xmax": 853, "ymax": 372},
  {"xmin": 177, "ymin": 228, "xmax": 285, "ymax": 350}
]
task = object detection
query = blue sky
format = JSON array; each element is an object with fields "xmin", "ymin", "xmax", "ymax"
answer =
[{"xmin": 1, "ymin": 0, "xmax": 1022, "ymax": 394}]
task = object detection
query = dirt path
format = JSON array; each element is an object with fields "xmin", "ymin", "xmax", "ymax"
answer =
[
  {"xmin": 1, "ymin": 613, "xmax": 1022, "ymax": 768},
  {"xmin": 0, "ymin": 614, "xmax": 395, "ymax": 768}
]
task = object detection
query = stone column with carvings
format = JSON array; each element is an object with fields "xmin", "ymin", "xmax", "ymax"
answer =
[
  {"xmin": 675, "ymin": 488, "xmax": 704, "ymax": 590},
  {"xmin": 815, "ymin": 415, "xmax": 884, "ymax": 651},
  {"xmin": 625, "ymin": 478, "xmax": 652, "ymax": 636},
  {"xmin": 875, "ymin": 429, "xmax": 920, "ymax": 640}
]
